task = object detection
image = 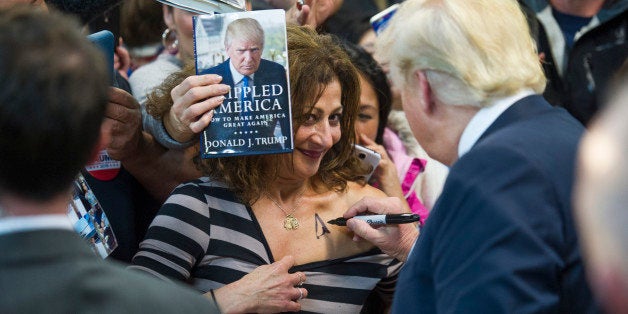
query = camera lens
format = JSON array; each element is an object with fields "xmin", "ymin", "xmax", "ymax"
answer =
[{"xmin": 359, "ymin": 153, "xmax": 366, "ymax": 159}]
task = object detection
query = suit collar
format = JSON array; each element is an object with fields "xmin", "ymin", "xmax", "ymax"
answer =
[
  {"xmin": 0, "ymin": 229, "xmax": 97, "ymax": 265},
  {"xmin": 215, "ymin": 58, "xmax": 275, "ymax": 86},
  {"xmin": 228, "ymin": 58, "xmax": 254, "ymax": 84},
  {"xmin": 477, "ymin": 94, "xmax": 553, "ymax": 143},
  {"xmin": 0, "ymin": 214, "xmax": 72, "ymax": 236},
  {"xmin": 458, "ymin": 90, "xmax": 535, "ymax": 157}
]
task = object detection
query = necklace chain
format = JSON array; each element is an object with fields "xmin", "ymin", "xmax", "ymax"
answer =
[{"xmin": 265, "ymin": 190, "xmax": 305, "ymax": 231}]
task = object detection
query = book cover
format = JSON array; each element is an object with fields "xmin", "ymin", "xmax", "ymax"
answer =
[
  {"xmin": 155, "ymin": 0, "xmax": 245, "ymax": 14},
  {"xmin": 67, "ymin": 173, "xmax": 118, "ymax": 259},
  {"xmin": 194, "ymin": 9, "xmax": 293, "ymax": 158}
]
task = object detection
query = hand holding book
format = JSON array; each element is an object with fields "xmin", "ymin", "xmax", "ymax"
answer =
[
  {"xmin": 163, "ymin": 73, "xmax": 230, "ymax": 143},
  {"xmin": 194, "ymin": 10, "xmax": 293, "ymax": 158}
]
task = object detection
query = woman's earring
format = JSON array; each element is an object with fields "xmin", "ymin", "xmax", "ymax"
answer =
[{"xmin": 161, "ymin": 28, "xmax": 179, "ymax": 55}]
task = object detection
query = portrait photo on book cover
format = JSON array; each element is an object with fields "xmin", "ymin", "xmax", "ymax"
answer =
[{"xmin": 194, "ymin": 9, "xmax": 292, "ymax": 158}]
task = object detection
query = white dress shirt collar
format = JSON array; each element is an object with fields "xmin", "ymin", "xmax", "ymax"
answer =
[
  {"xmin": 0, "ymin": 214, "xmax": 72, "ymax": 236},
  {"xmin": 229, "ymin": 60, "xmax": 254, "ymax": 84},
  {"xmin": 458, "ymin": 89, "xmax": 535, "ymax": 158}
]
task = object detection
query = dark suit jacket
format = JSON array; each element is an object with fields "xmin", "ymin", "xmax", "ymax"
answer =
[
  {"xmin": 0, "ymin": 229, "xmax": 218, "ymax": 313},
  {"xmin": 199, "ymin": 58, "xmax": 291, "ymax": 155},
  {"xmin": 391, "ymin": 95, "xmax": 599, "ymax": 313}
]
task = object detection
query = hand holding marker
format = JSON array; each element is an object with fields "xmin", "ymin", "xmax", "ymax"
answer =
[{"xmin": 328, "ymin": 213, "xmax": 420, "ymax": 226}]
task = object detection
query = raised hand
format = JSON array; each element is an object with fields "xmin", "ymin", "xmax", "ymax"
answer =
[
  {"xmin": 102, "ymin": 87, "xmax": 143, "ymax": 161},
  {"xmin": 285, "ymin": 0, "xmax": 341, "ymax": 28},
  {"xmin": 359, "ymin": 133, "xmax": 405, "ymax": 198},
  {"xmin": 101, "ymin": 87, "xmax": 202, "ymax": 202},
  {"xmin": 164, "ymin": 74, "xmax": 230, "ymax": 143}
]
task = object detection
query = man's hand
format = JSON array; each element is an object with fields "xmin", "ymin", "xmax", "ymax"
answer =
[
  {"xmin": 101, "ymin": 87, "xmax": 143, "ymax": 161},
  {"xmin": 285, "ymin": 0, "xmax": 342, "ymax": 28},
  {"xmin": 344, "ymin": 196, "xmax": 419, "ymax": 262},
  {"xmin": 101, "ymin": 88, "xmax": 202, "ymax": 202}
]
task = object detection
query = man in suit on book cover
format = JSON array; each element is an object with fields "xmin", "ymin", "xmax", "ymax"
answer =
[
  {"xmin": 0, "ymin": 6, "xmax": 218, "ymax": 313},
  {"xmin": 342, "ymin": 0, "xmax": 599, "ymax": 312},
  {"xmin": 200, "ymin": 17, "xmax": 291, "ymax": 154}
]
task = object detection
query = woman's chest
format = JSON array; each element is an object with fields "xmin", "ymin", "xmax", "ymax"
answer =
[{"xmin": 252, "ymin": 197, "xmax": 374, "ymax": 265}]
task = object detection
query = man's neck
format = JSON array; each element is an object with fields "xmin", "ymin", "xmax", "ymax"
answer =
[
  {"xmin": 550, "ymin": 0, "xmax": 605, "ymax": 17},
  {"xmin": 0, "ymin": 191, "xmax": 71, "ymax": 217},
  {"xmin": 431, "ymin": 103, "xmax": 479, "ymax": 167}
]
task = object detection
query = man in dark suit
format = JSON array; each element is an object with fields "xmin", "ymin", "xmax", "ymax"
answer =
[
  {"xmin": 0, "ymin": 6, "xmax": 218, "ymax": 313},
  {"xmin": 342, "ymin": 0, "xmax": 599, "ymax": 312},
  {"xmin": 200, "ymin": 17, "xmax": 291, "ymax": 155}
]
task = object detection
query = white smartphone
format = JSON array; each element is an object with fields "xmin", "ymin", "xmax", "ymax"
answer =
[{"xmin": 354, "ymin": 144, "xmax": 381, "ymax": 181}]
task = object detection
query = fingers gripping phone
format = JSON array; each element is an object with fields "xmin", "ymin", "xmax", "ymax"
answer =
[{"xmin": 354, "ymin": 144, "xmax": 381, "ymax": 181}]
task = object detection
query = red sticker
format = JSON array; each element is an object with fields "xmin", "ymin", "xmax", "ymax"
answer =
[{"xmin": 85, "ymin": 150, "xmax": 120, "ymax": 181}]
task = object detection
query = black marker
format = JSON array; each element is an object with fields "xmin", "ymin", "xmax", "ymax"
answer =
[{"xmin": 327, "ymin": 213, "xmax": 420, "ymax": 226}]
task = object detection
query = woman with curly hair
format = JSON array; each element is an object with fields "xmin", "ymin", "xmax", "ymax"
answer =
[{"xmin": 130, "ymin": 25, "xmax": 402, "ymax": 313}]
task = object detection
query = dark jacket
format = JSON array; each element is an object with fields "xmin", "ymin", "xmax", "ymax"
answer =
[
  {"xmin": 0, "ymin": 229, "xmax": 219, "ymax": 313},
  {"xmin": 520, "ymin": 0, "xmax": 628, "ymax": 125}
]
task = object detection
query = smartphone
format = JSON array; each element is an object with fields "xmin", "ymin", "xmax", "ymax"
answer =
[
  {"xmin": 87, "ymin": 30, "xmax": 115, "ymax": 86},
  {"xmin": 369, "ymin": 3, "xmax": 399, "ymax": 35},
  {"xmin": 354, "ymin": 144, "xmax": 382, "ymax": 181}
]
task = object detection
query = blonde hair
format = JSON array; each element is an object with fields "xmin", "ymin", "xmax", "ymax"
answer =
[
  {"xmin": 224, "ymin": 18, "xmax": 265, "ymax": 49},
  {"xmin": 376, "ymin": 0, "xmax": 546, "ymax": 107}
]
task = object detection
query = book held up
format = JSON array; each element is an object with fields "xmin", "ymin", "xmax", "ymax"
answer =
[{"xmin": 193, "ymin": 9, "xmax": 293, "ymax": 158}]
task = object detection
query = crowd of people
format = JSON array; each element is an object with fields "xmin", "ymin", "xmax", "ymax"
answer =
[{"xmin": 1, "ymin": 0, "xmax": 627, "ymax": 313}]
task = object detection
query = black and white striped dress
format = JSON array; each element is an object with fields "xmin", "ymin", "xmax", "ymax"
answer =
[{"xmin": 130, "ymin": 178, "xmax": 402, "ymax": 313}]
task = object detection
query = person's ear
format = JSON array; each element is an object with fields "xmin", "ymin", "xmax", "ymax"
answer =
[
  {"xmin": 162, "ymin": 5, "xmax": 175, "ymax": 29},
  {"xmin": 415, "ymin": 70, "xmax": 435, "ymax": 115}
]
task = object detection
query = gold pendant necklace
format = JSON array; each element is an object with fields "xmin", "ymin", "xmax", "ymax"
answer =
[{"xmin": 265, "ymin": 190, "xmax": 304, "ymax": 231}]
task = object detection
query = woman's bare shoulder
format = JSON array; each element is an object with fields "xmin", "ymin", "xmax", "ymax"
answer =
[{"xmin": 344, "ymin": 182, "xmax": 387, "ymax": 204}]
